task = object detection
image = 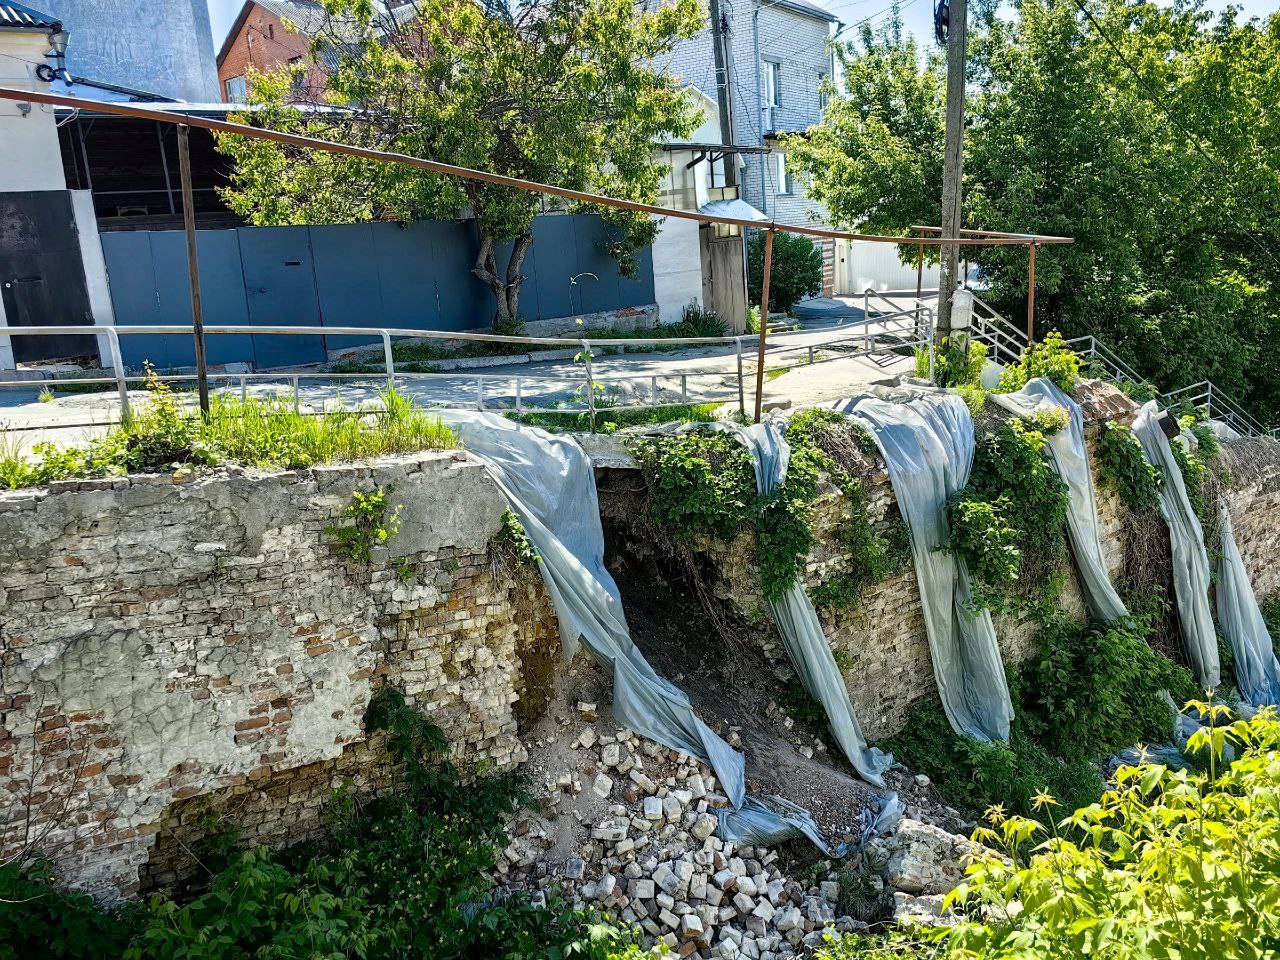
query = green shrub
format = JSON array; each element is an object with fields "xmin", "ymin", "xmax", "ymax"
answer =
[
  {"xmin": 325, "ymin": 486, "xmax": 402, "ymax": 563},
  {"xmin": 1097, "ymin": 420, "xmax": 1163, "ymax": 511},
  {"xmin": 747, "ymin": 231, "xmax": 824, "ymax": 314},
  {"xmin": 675, "ymin": 302, "xmax": 727, "ymax": 338},
  {"xmin": 947, "ymin": 419, "xmax": 1070, "ymax": 613},
  {"xmin": 996, "ymin": 331, "xmax": 1081, "ymax": 395},
  {"xmin": 509, "ymin": 402, "xmax": 723, "ymax": 434},
  {"xmin": 1120, "ymin": 378, "xmax": 1160, "ymax": 404},
  {"xmin": 882, "ymin": 701, "xmax": 1103, "ymax": 824},
  {"xmin": 1020, "ymin": 615, "xmax": 1196, "ymax": 761},
  {"xmin": 630, "ymin": 431, "xmax": 757, "ymax": 541},
  {"xmin": 1, "ymin": 689, "xmax": 649, "ymax": 960},
  {"xmin": 1170, "ymin": 434, "xmax": 1209, "ymax": 525},
  {"xmin": 917, "ymin": 336, "xmax": 987, "ymax": 388}
]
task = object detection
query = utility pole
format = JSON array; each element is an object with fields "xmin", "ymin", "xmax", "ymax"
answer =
[
  {"xmin": 936, "ymin": 0, "xmax": 967, "ymax": 342},
  {"xmin": 708, "ymin": 0, "xmax": 737, "ymax": 186}
]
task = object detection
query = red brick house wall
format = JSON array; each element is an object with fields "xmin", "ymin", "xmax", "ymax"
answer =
[{"xmin": 216, "ymin": 2, "xmax": 327, "ymax": 103}]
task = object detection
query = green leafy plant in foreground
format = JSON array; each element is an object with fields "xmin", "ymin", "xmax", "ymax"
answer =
[
  {"xmin": 917, "ymin": 336, "xmax": 987, "ymax": 389},
  {"xmin": 1097, "ymin": 420, "xmax": 1163, "ymax": 512},
  {"xmin": 995, "ymin": 331, "xmax": 1081, "ymax": 396}
]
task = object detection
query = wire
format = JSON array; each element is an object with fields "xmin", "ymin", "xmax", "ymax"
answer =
[
  {"xmin": 757, "ymin": 0, "xmax": 923, "ymax": 64},
  {"xmin": 1064, "ymin": 0, "xmax": 1280, "ymax": 274}
]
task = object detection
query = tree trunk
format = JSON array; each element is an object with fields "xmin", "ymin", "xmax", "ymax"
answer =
[{"xmin": 472, "ymin": 230, "xmax": 534, "ymax": 332}]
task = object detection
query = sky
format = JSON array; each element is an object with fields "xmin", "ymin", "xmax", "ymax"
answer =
[{"xmin": 206, "ymin": 0, "xmax": 1276, "ymax": 54}]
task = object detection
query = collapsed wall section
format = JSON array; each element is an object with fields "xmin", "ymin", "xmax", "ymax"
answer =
[{"xmin": 0, "ymin": 452, "xmax": 559, "ymax": 899}]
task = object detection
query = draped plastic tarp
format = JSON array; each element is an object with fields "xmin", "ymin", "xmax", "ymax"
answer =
[
  {"xmin": 831, "ymin": 389, "xmax": 1014, "ymax": 742},
  {"xmin": 438, "ymin": 410, "xmax": 746, "ymax": 807},
  {"xmin": 1131, "ymin": 401, "xmax": 1221, "ymax": 690},
  {"xmin": 729, "ymin": 421, "xmax": 895, "ymax": 787},
  {"xmin": 990, "ymin": 378, "xmax": 1128, "ymax": 622},
  {"xmin": 440, "ymin": 410, "xmax": 868, "ymax": 853},
  {"xmin": 1215, "ymin": 501, "xmax": 1280, "ymax": 706}
]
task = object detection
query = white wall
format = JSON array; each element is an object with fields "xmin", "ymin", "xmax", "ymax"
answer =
[
  {"xmin": 651, "ymin": 216, "xmax": 703, "ymax": 325},
  {"xmin": 835, "ymin": 239, "xmax": 940, "ymax": 295},
  {"xmin": 0, "ymin": 32, "xmax": 67, "ymax": 192}
]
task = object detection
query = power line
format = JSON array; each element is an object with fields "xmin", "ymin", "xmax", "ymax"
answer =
[{"xmin": 1065, "ymin": 0, "xmax": 1280, "ymax": 274}]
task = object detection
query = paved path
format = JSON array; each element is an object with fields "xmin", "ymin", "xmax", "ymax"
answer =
[{"xmin": 0, "ymin": 307, "xmax": 922, "ymax": 447}]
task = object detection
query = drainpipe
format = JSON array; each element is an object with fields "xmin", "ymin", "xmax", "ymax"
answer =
[{"xmin": 752, "ymin": 3, "xmax": 767, "ymax": 216}]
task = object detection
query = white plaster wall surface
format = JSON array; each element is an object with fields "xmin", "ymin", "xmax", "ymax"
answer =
[
  {"xmin": 652, "ymin": 217, "xmax": 704, "ymax": 323},
  {"xmin": 0, "ymin": 33, "xmax": 67, "ymax": 192}
]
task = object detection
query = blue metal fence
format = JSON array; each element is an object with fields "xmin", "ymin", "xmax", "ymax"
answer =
[{"xmin": 100, "ymin": 214, "xmax": 656, "ymax": 370}]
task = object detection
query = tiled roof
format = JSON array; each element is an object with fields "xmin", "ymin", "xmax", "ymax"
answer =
[{"xmin": 0, "ymin": 2, "xmax": 61, "ymax": 31}]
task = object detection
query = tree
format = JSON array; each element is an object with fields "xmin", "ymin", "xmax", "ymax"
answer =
[
  {"xmin": 215, "ymin": 0, "xmax": 702, "ymax": 332},
  {"xmin": 747, "ymin": 231, "xmax": 824, "ymax": 314},
  {"xmin": 787, "ymin": 0, "xmax": 1280, "ymax": 421}
]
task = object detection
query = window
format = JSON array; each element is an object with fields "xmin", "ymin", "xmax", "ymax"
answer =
[
  {"xmin": 763, "ymin": 60, "xmax": 780, "ymax": 130},
  {"xmin": 776, "ymin": 150, "xmax": 794, "ymax": 195},
  {"xmin": 224, "ymin": 74, "xmax": 248, "ymax": 103},
  {"xmin": 289, "ymin": 56, "xmax": 306, "ymax": 94}
]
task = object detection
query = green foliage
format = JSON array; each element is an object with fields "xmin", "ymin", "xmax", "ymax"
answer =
[
  {"xmin": 1097, "ymin": 420, "xmax": 1163, "ymax": 512},
  {"xmin": 630, "ymin": 431, "xmax": 757, "ymax": 541},
  {"xmin": 1021, "ymin": 614, "xmax": 1196, "ymax": 761},
  {"xmin": 746, "ymin": 231, "xmax": 824, "ymax": 314},
  {"xmin": 918, "ymin": 336, "xmax": 987, "ymax": 388},
  {"xmin": 954, "ymin": 383, "xmax": 987, "ymax": 418},
  {"xmin": 935, "ymin": 705, "xmax": 1280, "ymax": 960},
  {"xmin": 947, "ymin": 419, "xmax": 1070, "ymax": 613},
  {"xmin": 509, "ymin": 403, "xmax": 723, "ymax": 434},
  {"xmin": 995, "ymin": 332, "xmax": 1081, "ymax": 396},
  {"xmin": 325, "ymin": 487, "xmax": 402, "ymax": 563},
  {"xmin": 0, "ymin": 861, "xmax": 137, "ymax": 960},
  {"xmin": 1262, "ymin": 592, "xmax": 1280, "ymax": 653},
  {"xmin": 2, "ymin": 689, "xmax": 650, "ymax": 960},
  {"xmin": 1121, "ymin": 379, "xmax": 1161, "ymax": 404},
  {"xmin": 217, "ymin": 0, "xmax": 702, "ymax": 329},
  {"xmin": 497, "ymin": 508, "xmax": 540, "ymax": 566},
  {"xmin": 745, "ymin": 305, "xmax": 762, "ymax": 335},
  {"xmin": 1170, "ymin": 434, "xmax": 1209, "ymax": 525},
  {"xmin": 673, "ymin": 303, "xmax": 728, "ymax": 339},
  {"xmin": 793, "ymin": 1, "xmax": 1280, "ymax": 422},
  {"xmin": 0, "ymin": 385, "xmax": 456, "ymax": 490},
  {"xmin": 883, "ymin": 700, "xmax": 1103, "ymax": 825}
]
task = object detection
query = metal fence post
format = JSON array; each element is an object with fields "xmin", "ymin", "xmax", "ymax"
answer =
[
  {"xmin": 239, "ymin": 375, "xmax": 247, "ymax": 402},
  {"xmin": 515, "ymin": 377, "xmax": 523, "ymax": 412},
  {"xmin": 579, "ymin": 339, "xmax": 596, "ymax": 432},
  {"xmin": 650, "ymin": 376, "xmax": 659, "ymax": 405},
  {"xmin": 735, "ymin": 339, "xmax": 745, "ymax": 419},
  {"xmin": 477, "ymin": 376, "xmax": 485, "ymax": 410},
  {"xmin": 380, "ymin": 330, "xmax": 395, "ymax": 392},
  {"xmin": 104, "ymin": 327, "xmax": 131, "ymax": 424},
  {"xmin": 292, "ymin": 375, "xmax": 300, "ymax": 412}
]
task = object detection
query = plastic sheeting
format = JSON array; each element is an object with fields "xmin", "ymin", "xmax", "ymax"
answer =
[
  {"xmin": 1214, "ymin": 502, "xmax": 1280, "ymax": 706},
  {"xmin": 831, "ymin": 389, "xmax": 1014, "ymax": 742},
  {"xmin": 1131, "ymin": 401, "xmax": 1221, "ymax": 690},
  {"xmin": 990, "ymin": 378, "xmax": 1128, "ymax": 622},
  {"xmin": 730, "ymin": 421, "xmax": 894, "ymax": 787},
  {"xmin": 437, "ymin": 410, "xmax": 746, "ymax": 807}
]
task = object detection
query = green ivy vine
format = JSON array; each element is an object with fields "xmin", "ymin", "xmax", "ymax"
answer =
[
  {"xmin": 1097, "ymin": 420, "xmax": 1163, "ymax": 512},
  {"xmin": 325, "ymin": 486, "xmax": 402, "ymax": 563}
]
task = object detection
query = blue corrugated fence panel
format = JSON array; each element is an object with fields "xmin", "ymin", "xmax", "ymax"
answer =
[
  {"xmin": 372, "ymin": 222, "xmax": 444, "ymax": 336},
  {"xmin": 149, "ymin": 230, "xmax": 256, "ymax": 369},
  {"xmin": 311, "ymin": 224, "xmax": 386, "ymax": 351},
  {"xmin": 238, "ymin": 227, "xmax": 327, "ymax": 369}
]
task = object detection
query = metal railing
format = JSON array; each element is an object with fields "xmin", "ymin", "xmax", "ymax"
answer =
[{"xmin": 0, "ymin": 317, "xmax": 933, "ymax": 433}]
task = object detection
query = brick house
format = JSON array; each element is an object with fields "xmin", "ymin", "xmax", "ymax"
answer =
[{"xmin": 216, "ymin": 0, "xmax": 332, "ymax": 103}]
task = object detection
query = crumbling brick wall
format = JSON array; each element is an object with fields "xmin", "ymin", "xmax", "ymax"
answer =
[{"xmin": 0, "ymin": 452, "xmax": 558, "ymax": 900}]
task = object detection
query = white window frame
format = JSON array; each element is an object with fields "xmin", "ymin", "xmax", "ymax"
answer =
[
  {"xmin": 775, "ymin": 150, "xmax": 792, "ymax": 196},
  {"xmin": 763, "ymin": 60, "xmax": 781, "ymax": 130},
  {"xmin": 224, "ymin": 74, "xmax": 248, "ymax": 103}
]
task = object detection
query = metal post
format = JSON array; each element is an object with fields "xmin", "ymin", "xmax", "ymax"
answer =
[
  {"xmin": 808, "ymin": 345, "xmax": 815, "ymax": 365},
  {"xmin": 753, "ymin": 228, "xmax": 775, "ymax": 423},
  {"xmin": 477, "ymin": 376, "xmax": 485, "ymax": 410},
  {"xmin": 380, "ymin": 330, "xmax": 395, "ymax": 391},
  {"xmin": 735, "ymin": 339, "xmax": 745, "ymax": 419},
  {"xmin": 579, "ymin": 339, "xmax": 597, "ymax": 432},
  {"xmin": 176, "ymin": 124, "xmax": 210, "ymax": 416},
  {"xmin": 292, "ymin": 375, "xmax": 300, "ymax": 412},
  {"xmin": 104, "ymin": 327, "xmax": 131, "ymax": 423},
  {"xmin": 651, "ymin": 376, "xmax": 659, "ymax": 405},
  {"xmin": 515, "ymin": 377, "xmax": 523, "ymax": 412},
  {"xmin": 681, "ymin": 374, "xmax": 688, "ymax": 401},
  {"xmin": 1026, "ymin": 242, "xmax": 1037, "ymax": 343},
  {"xmin": 936, "ymin": 0, "xmax": 968, "ymax": 342},
  {"xmin": 239, "ymin": 374, "xmax": 247, "ymax": 402}
]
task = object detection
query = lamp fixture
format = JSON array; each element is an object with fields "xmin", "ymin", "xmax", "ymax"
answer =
[{"xmin": 36, "ymin": 28, "xmax": 73, "ymax": 85}]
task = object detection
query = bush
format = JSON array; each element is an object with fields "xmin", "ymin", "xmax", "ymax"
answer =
[
  {"xmin": 747, "ymin": 231, "xmax": 824, "ymax": 314},
  {"xmin": 947, "ymin": 419, "xmax": 1070, "ymax": 613},
  {"xmin": 1, "ymin": 690, "xmax": 649, "ymax": 960},
  {"xmin": 1097, "ymin": 420, "xmax": 1163, "ymax": 512},
  {"xmin": 676, "ymin": 303, "xmax": 727, "ymax": 338},
  {"xmin": 996, "ymin": 331, "xmax": 1081, "ymax": 395},
  {"xmin": 916, "ymin": 336, "xmax": 987, "ymax": 388}
]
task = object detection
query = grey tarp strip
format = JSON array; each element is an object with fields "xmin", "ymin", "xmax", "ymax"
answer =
[
  {"xmin": 830, "ymin": 389, "xmax": 1014, "ymax": 742},
  {"xmin": 440, "ymin": 410, "xmax": 858, "ymax": 853},
  {"xmin": 437, "ymin": 410, "xmax": 746, "ymax": 808},
  {"xmin": 990, "ymin": 378, "xmax": 1128, "ymax": 622},
  {"xmin": 1131, "ymin": 401, "xmax": 1220, "ymax": 689},
  {"xmin": 729, "ymin": 421, "xmax": 895, "ymax": 787},
  {"xmin": 1215, "ymin": 501, "xmax": 1280, "ymax": 706}
]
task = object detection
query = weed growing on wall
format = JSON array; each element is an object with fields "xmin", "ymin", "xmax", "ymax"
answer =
[
  {"xmin": 496, "ymin": 508, "xmax": 540, "ymax": 566},
  {"xmin": 0, "ymin": 383, "xmax": 456, "ymax": 490},
  {"xmin": 326, "ymin": 487, "xmax": 402, "ymax": 563},
  {"xmin": 947, "ymin": 418, "xmax": 1070, "ymax": 613},
  {"xmin": 916, "ymin": 336, "xmax": 987, "ymax": 388},
  {"xmin": 0, "ymin": 689, "xmax": 650, "ymax": 960},
  {"xmin": 995, "ymin": 331, "xmax": 1081, "ymax": 395},
  {"xmin": 1097, "ymin": 420, "xmax": 1163, "ymax": 511}
]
